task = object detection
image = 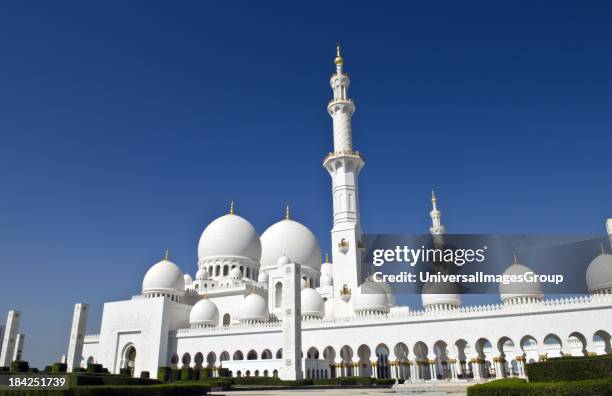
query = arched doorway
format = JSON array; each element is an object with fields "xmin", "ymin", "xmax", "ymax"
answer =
[{"xmin": 122, "ymin": 344, "xmax": 137, "ymax": 376}]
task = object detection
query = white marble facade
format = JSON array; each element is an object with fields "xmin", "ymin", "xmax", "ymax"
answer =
[{"xmin": 74, "ymin": 47, "xmax": 612, "ymax": 382}]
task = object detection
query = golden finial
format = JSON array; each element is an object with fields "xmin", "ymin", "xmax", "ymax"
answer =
[
  {"xmin": 285, "ymin": 204, "xmax": 290, "ymax": 220},
  {"xmin": 431, "ymin": 189, "xmax": 437, "ymax": 203},
  {"xmin": 163, "ymin": 250, "xmax": 170, "ymax": 261},
  {"xmin": 334, "ymin": 42, "xmax": 343, "ymax": 65},
  {"xmin": 229, "ymin": 200, "xmax": 235, "ymax": 215},
  {"xmin": 512, "ymin": 254, "xmax": 519, "ymax": 265},
  {"xmin": 325, "ymin": 252, "xmax": 329, "ymax": 263}
]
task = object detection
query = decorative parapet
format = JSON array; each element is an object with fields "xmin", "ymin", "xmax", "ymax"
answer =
[{"xmin": 171, "ymin": 293, "xmax": 612, "ymax": 336}]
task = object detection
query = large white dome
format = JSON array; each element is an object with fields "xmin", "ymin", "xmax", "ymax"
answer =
[
  {"xmin": 142, "ymin": 257, "xmax": 185, "ymax": 294},
  {"xmin": 198, "ymin": 214, "xmax": 261, "ymax": 261},
  {"xmin": 189, "ymin": 298, "xmax": 219, "ymax": 327},
  {"xmin": 301, "ymin": 288, "xmax": 325, "ymax": 318},
  {"xmin": 239, "ymin": 293, "xmax": 269, "ymax": 322},
  {"xmin": 499, "ymin": 260, "xmax": 543, "ymax": 304},
  {"xmin": 353, "ymin": 279, "xmax": 389, "ymax": 313},
  {"xmin": 260, "ymin": 219, "xmax": 322, "ymax": 271},
  {"xmin": 586, "ymin": 252, "xmax": 612, "ymax": 294}
]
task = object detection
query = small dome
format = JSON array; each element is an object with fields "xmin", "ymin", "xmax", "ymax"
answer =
[
  {"xmin": 421, "ymin": 281, "xmax": 461, "ymax": 308},
  {"xmin": 353, "ymin": 279, "xmax": 389, "ymax": 313},
  {"xmin": 229, "ymin": 267, "xmax": 242, "ymax": 279},
  {"xmin": 198, "ymin": 214, "xmax": 261, "ymax": 261},
  {"xmin": 260, "ymin": 219, "xmax": 322, "ymax": 271},
  {"xmin": 142, "ymin": 257, "xmax": 185, "ymax": 294},
  {"xmin": 258, "ymin": 271, "xmax": 269, "ymax": 283},
  {"xmin": 239, "ymin": 293, "xmax": 269, "ymax": 322},
  {"xmin": 499, "ymin": 259, "xmax": 543, "ymax": 304},
  {"xmin": 301, "ymin": 288, "xmax": 324, "ymax": 318},
  {"xmin": 189, "ymin": 298, "xmax": 219, "ymax": 327},
  {"xmin": 320, "ymin": 273, "xmax": 333, "ymax": 287},
  {"xmin": 195, "ymin": 267, "xmax": 208, "ymax": 281},
  {"xmin": 277, "ymin": 255, "xmax": 291, "ymax": 266},
  {"xmin": 184, "ymin": 274, "xmax": 193, "ymax": 286},
  {"xmin": 586, "ymin": 252, "xmax": 612, "ymax": 294}
]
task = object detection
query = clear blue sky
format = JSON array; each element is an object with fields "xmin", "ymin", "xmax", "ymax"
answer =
[{"xmin": 0, "ymin": 1, "xmax": 610, "ymax": 368}]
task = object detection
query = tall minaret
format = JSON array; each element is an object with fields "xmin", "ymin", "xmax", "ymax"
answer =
[
  {"xmin": 430, "ymin": 190, "xmax": 446, "ymax": 248},
  {"xmin": 324, "ymin": 44, "xmax": 365, "ymax": 297},
  {"xmin": 607, "ymin": 218, "xmax": 612, "ymax": 249}
]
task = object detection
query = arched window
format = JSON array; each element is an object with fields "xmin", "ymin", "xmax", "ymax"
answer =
[
  {"xmin": 246, "ymin": 268, "xmax": 251, "ymax": 278},
  {"xmin": 276, "ymin": 348, "xmax": 282, "ymax": 359},
  {"xmin": 275, "ymin": 282, "xmax": 283, "ymax": 308},
  {"xmin": 223, "ymin": 265, "xmax": 229, "ymax": 276},
  {"xmin": 223, "ymin": 313, "xmax": 231, "ymax": 327},
  {"xmin": 273, "ymin": 369, "xmax": 278, "ymax": 378},
  {"xmin": 247, "ymin": 350, "xmax": 257, "ymax": 360}
]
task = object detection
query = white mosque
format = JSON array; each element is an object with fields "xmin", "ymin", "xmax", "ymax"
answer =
[{"xmin": 65, "ymin": 46, "xmax": 612, "ymax": 382}]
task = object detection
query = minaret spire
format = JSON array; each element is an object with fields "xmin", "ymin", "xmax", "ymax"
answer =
[
  {"xmin": 324, "ymin": 44, "xmax": 364, "ymax": 298},
  {"xmin": 429, "ymin": 189, "xmax": 445, "ymax": 236}
]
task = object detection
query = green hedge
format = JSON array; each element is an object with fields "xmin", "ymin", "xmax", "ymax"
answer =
[
  {"xmin": 10, "ymin": 361, "xmax": 29, "ymax": 373},
  {"xmin": 199, "ymin": 368, "xmax": 211, "ymax": 379},
  {"xmin": 180, "ymin": 368, "xmax": 193, "ymax": 381},
  {"xmin": 85, "ymin": 364, "xmax": 103, "ymax": 374},
  {"xmin": 0, "ymin": 383, "xmax": 209, "ymax": 396},
  {"xmin": 232, "ymin": 376, "xmax": 313, "ymax": 386},
  {"xmin": 468, "ymin": 378, "xmax": 612, "ymax": 396},
  {"xmin": 526, "ymin": 354, "xmax": 612, "ymax": 382},
  {"xmin": 68, "ymin": 373, "xmax": 161, "ymax": 386},
  {"xmin": 217, "ymin": 368, "xmax": 231, "ymax": 377},
  {"xmin": 157, "ymin": 367, "xmax": 171, "ymax": 382},
  {"xmin": 52, "ymin": 363, "xmax": 67, "ymax": 373}
]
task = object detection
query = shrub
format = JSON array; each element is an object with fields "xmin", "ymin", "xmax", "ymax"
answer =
[
  {"xmin": 217, "ymin": 367, "xmax": 231, "ymax": 377},
  {"xmin": 73, "ymin": 367, "xmax": 87, "ymax": 372},
  {"xmin": 52, "ymin": 363, "xmax": 68, "ymax": 373},
  {"xmin": 526, "ymin": 354, "xmax": 612, "ymax": 382},
  {"xmin": 11, "ymin": 360, "xmax": 29, "ymax": 372},
  {"xmin": 232, "ymin": 376, "xmax": 313, "ymax": 386},
  {"xmin": 140, "ymin": 371, "xmax": 150, "ymax": 379},
  {"xmin": 199, "ymin": 367, "xmax": 212, "ymax": 379},
  {"xmin": 374, "ymin": 377, "xmax": 399, "ymax": 385},
  {"xmin": 171, "ymin": 369, "xmax": 181, "ymax": 382},
  {"xmin": 198, "ymin": 377, "xmax": 233, "ymax": 389},
  {"xmin": 0, "ymin": 367, "xmax": 9, "ymax": 372},
  {"xmin": 69, "ymin": 373, "xmax": 161, "ymax": 386},
  {"xmin": 119, "ymin": 368, "xmax": 132, "ymax": 376},
  {"xmin": 468, "ymin": 378, "xmax": 612, "ymax": 396},
  {"xmin": 68, "ymin": 383, "xmax": 210, "ymax": 396},
  {"xmin": 181, "ymin": 367, "xmax": 194, "ymax": 381},
  {"xmin": 157, "ymin": 366, "xmax": 172, "ymax": 382},
  {"xmin": 86, "ymin": 363, "xmax": 103, "ymax": 374}
]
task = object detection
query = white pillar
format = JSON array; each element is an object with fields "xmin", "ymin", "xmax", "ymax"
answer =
[
  {"xmin": 11, "ymin": 334, "xmax": 24, "ymax": 362},
  {"xmin": 0, "ymin": 311, "xmax": 21, "ymax": 367},
  {"xmin": 67, "ymin": 303, "xmax": 89, "ymax": 372},
  {"xmin": 472, "ymin": 360, "xmax": 481, "ymax": 380},
  {"xmin": 279, "ymin": 261, "xmax": 303, "ymax": 380}
]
